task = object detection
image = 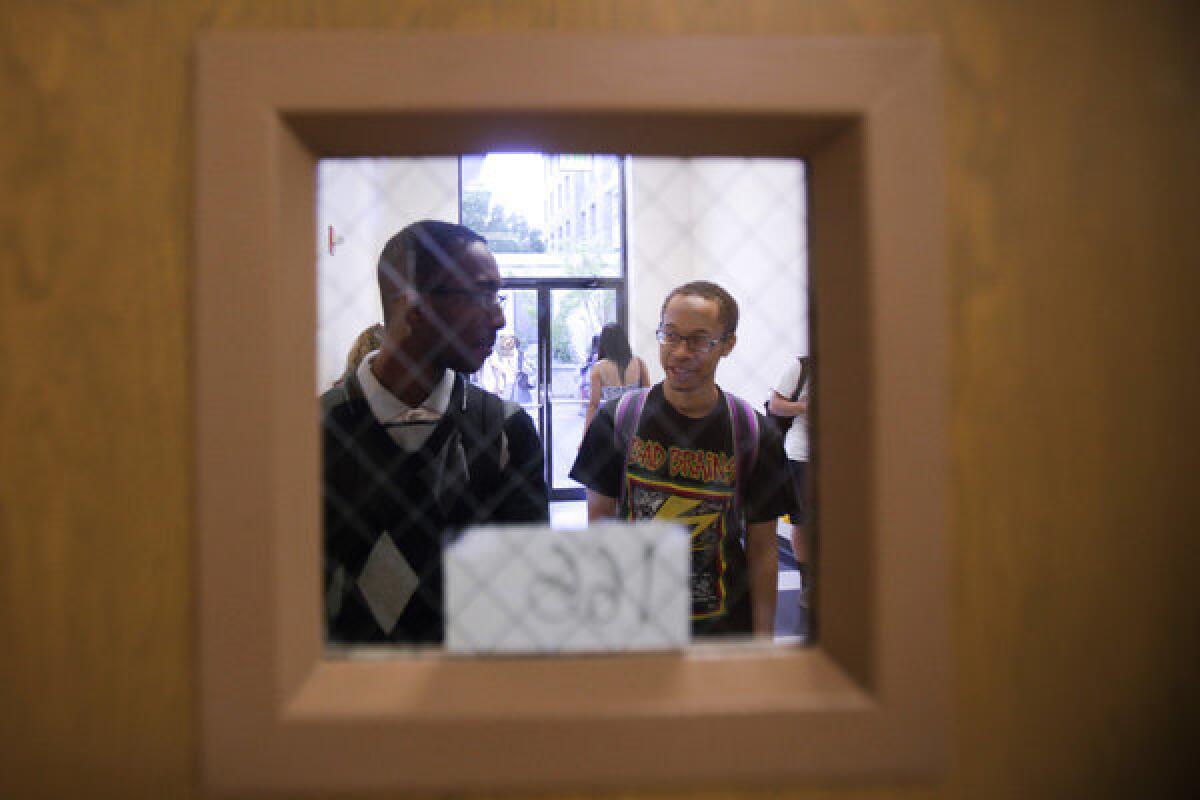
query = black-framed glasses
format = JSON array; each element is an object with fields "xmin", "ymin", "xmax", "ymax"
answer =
[
  {"xmin": 655, "ymin": 328, "xmax": 728, "ymax": 354},
  {"xmin": 421, "ymin": 286, "xmax": 502, "ymax": 310}
]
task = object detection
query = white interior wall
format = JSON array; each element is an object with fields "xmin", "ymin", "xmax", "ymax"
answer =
[
  {"xmin": 627, "ymin": 157, "xmax": 808, "ymax": 406},
  {"xmin": 315, "ymin": 156, "xmax": 809, "ymax": 403},
  {"xmin": 626, "ymin": 158, "xmax": 694, "ymax": 384},
  {"xmin": 316, "ymin": 158, "xmax": 459, "ymax": 391}
]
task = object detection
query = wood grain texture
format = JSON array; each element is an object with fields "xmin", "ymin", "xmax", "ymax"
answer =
[{"xmin": 1, "ymin": 1, "xmax": 1196, "ymax": 799}]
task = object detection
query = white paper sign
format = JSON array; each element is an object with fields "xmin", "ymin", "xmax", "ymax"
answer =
[{"xmin": 445, "ymin": 521, "xmax": 690, "ymax": 654}]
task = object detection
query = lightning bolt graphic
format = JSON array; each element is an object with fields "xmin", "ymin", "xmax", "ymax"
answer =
[{"xmin": 654, "ymin": 495, "xmax": 719, "ymax": 541}]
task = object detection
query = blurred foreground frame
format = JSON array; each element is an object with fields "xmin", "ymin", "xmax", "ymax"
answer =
[{"xmin": 195, "ymin": 32, "xmax": 948, "ymax": 793}]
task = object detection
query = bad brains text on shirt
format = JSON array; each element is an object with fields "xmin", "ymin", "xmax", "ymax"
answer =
[{"xmin": 629, "ymin": 435, "xmax": 735, "ymax": 485}]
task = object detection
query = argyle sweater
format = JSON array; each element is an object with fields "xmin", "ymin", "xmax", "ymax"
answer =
[{"xmin": 320, "ymin": 371, "xmax": 547, "ymax": 644}]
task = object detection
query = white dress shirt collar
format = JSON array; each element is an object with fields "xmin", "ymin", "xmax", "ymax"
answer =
[{"xmin": 357, "ymin": 352, "xmax": 455, "ymax": 449}]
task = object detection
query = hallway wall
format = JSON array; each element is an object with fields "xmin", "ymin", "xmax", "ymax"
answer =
[
  {"xmin": 1, "ymin": 2, "xmax": 1195, "ymax": 798},
  {"xmin": 627, "ymin": 157, "xmax": 809, "ymax": 404}
]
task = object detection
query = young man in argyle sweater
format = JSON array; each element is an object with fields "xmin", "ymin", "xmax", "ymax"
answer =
[
  {"xmin": 570, "ymin": 281, "xmax": 791, "ymax": 638},
  {"xmin": 321, "ymin": 220, "xmax": 548, "ymax": 645}
]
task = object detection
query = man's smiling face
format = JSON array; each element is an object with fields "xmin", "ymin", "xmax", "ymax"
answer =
[{"xmin": 658, "ymin": 293, "xmax": 734, "ymax": 394}]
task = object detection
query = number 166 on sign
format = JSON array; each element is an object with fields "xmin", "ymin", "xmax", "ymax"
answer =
[{"xmin": 445, "ymin": 522, "xmax": 690, "ymax": 654}]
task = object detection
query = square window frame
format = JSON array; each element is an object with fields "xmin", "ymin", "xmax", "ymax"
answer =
[{"xmin": 196, "ymin": 32, "xmax": 948, "ymax": 793}]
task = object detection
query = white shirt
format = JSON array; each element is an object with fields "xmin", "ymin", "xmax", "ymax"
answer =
[
  {"xmin": 774, "ymin": 358, "xmax": 809, "ymax": 462},
  {"xmin": 357, "ymin": 351, "xmax": 455, "ymax": 452}
]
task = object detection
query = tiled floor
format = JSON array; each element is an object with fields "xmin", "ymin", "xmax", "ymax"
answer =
[
  {"xmin": 549, "ymin": 501, "xmax": 808, "ymax": 643},
  {"xmin": 772, "ymin": 528, "xmax": 809, "ymax": 644}
]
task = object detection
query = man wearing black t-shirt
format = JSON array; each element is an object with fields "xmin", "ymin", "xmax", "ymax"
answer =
[{"xmin": 570, "ymin": 281, "xmax": 792, "ymax": 638}]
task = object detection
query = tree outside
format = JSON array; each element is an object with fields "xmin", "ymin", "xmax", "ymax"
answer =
[{"xmin": 462, "ymin": 188, "xmax": 547, "ymax": 253}]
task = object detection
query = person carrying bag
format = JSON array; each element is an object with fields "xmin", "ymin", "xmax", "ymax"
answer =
[{"xmin": 765, "ymin": 355, "xmax": 809, "ymax": 435}]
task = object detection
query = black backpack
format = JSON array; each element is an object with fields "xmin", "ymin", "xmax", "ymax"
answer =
[
  {"xmin": 764, "ymin": 356, "xmax": 810, "ymax": 436},
  {"xmin": 455, "ymin": 381, "xmax": 508, "ymax": 516}
]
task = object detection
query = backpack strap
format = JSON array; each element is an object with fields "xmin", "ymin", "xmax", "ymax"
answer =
[
  {"xmin": 795, "ymin": 356, "xmax": 811, "ymax": 400},
  {"xmin": 723, "ymin": 392, "xmax": 761, "ymax": 522},
  {"xmin": 319, "ymin": 366, "xmax": 368, "ymax": 417},
  {"xmin": 458, "ymin": 380, "xmax": 508, "ymax": 513},
  {"xmin": 612, "ymin": 387, "xmax": 650, "ymax": 514}
]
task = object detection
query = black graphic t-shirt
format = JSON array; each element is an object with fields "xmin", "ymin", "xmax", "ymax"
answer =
[{"xmin": 570, "ymin": 384, "xmax": 792, "ymax": 636}]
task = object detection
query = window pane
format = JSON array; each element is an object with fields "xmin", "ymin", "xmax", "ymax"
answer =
[
  {"xmin": 316, "ymin": 155, "xmax": 812, "ymax": 652},
  {"xmin": 461, "ymin": 153, "xmax": 623, "ymax": 279},
  {"xmin": 549, "ymin": 288, "xmax": 618, "ymax": 492},
  {"xmin": 469, "ymin": 289, "xmax": 541, "ymax": 437}
]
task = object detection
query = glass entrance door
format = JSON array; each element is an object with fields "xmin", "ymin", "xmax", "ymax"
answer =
[
  {"xmin": 472, "ymin": 285, "xmax": 541, "ymax": 430},
  {"xmin": 472, "ymin": 284, "xmax": 621, "ymax": 501},
  {"xmin": 546, "ymin": 288, "xmax": 619, "ymax": 499}
]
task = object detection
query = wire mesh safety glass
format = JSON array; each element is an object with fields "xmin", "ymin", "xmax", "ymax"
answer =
[{"xmin": 317, "ymin": 154, "xmax": 811, "ymax": 653}]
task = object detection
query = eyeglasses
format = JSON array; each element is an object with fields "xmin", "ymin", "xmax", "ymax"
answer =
[
  {"xmin": 655, "ymin": 328, "xmax": 728, "ymax": 354},
  {"xmin": 421, "ymin": 286, "xmax": 502, "ymax": 310}
]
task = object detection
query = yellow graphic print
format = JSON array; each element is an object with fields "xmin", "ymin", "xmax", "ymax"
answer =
[
  {"xmin": 654, "ymin": 495, "xmax": 719, "ymax": 543},
  {"xmin": 625, "ymin": 472, "xmax": 733, "ymax": 620}
]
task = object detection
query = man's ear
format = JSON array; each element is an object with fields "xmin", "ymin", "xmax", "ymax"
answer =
[
  {"xmin": 400, "ymin": 301, "xmax": 427, "ymax": 339},
  {"xmin": 719, "ymin": 332, "xmax": 737, "ymax": 356},
  {"xmin": 382, "ymin": 296, "xmax": 418, "ymax": 345}
]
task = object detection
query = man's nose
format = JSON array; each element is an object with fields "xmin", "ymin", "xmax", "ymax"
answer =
[
  {"xmin": 667, "ymin": 352, "xmax": 695, "ymax": 366},
  {"xmin": 665, "ymin": 340, "xmax": 694, "ymax": 356},
  {"xmin": 490, "ymin": 303, "xmax": 505, "ymax": 330}
]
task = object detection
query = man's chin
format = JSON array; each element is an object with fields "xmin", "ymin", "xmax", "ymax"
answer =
[
  {"xmin": 447, "ymin": 343, "xmax": 493, "ymax": 374},
  {"xmin": 459, "ymin": 357, "xmax": 491, "ymax": 375},
  {"xmin": 452, "ymin": 359, "xmax": 485, "ymax": 375},
  {"xmin": 664, "ymin": 367, "xmax": 699, "ymax": 391}
]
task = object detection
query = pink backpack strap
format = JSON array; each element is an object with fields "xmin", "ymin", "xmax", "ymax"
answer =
[{"xmin": 723, "ymin": 391, "xmax": 761, "ymax": 522}]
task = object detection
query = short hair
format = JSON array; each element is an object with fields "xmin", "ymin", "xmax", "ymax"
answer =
[
  {"xmin": 660, "ymin": 280, "xmax": 739, "ymax": 335},
  {"xmin": 376, "ymin": 220, "xmax": 486, "ymax": 320}
]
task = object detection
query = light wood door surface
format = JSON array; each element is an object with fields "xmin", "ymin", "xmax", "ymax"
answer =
[{"xmin": 1, "ymin": 2, "xmax": 1194, "ymax": 798}]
